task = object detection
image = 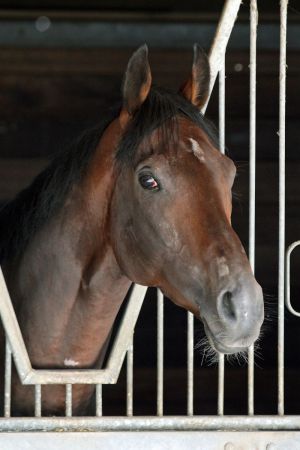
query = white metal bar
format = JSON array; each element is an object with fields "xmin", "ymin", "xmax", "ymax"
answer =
[
  {"xmin": 0, "ymin": 269, "xmax": 32, "ymax": 382},
  {"xmin": 2, "ymin": 415, "xmax": 300, "ymax": 432},
  {"xmin": 4, "ymin": 338, "xmax": 12, "ymax": 418},
  {"xmin": 95, "ymin": 384, "xmax": 102, "ymax": 417},
  {"xmin": 2, "ymin": 284, "xmax": 147, "ymax": 385},
  {"xmin": 126, "ymin": 343, "xmax": 133, "ymax": 417},
  {"xmin": 285, "ymin": 241, "xmax": 300, "ymax": 316},
  {"xmin": 157, "ymin": 290, "xmax": 164, "ymax": 417},
  {"xmin": 34, "ymin": 385, "xmax": 42, "ymax": 417},
  {"xmin": 217, "ymin": 56, "xmax": 225, "ymax": 417},
  {"xmin": 202, "ymin": 0, "xmax": 242, "ymax": 113},
  {"xmin": 65, "ymin": 384, "xmax": 72, "ymax": 417},
  {"xmin": 187, "ymin": 312, "xmax": 194, "ymax": 416},
  {"xmin": 218, "ymin": 353, "xmax": 224, "ymax": 416},
  {"xmin": 278, "ymin": 0, "xmax": 288, "ymax": 417},
  {"xmin": 219, "ymin": 58, "xmax": 225, "ymax": 155},
  {"xmin": 248, "ymin": 0, "xmax": 258, "ymax": 417}
]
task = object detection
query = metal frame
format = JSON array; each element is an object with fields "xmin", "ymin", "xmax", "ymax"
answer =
[
  {"xmin": 0, "ymin": 269, "xmax": 147, "ymax": 384},
  {"xmin": 0, "ymin": 0, "xmax": 298, "ymax": 441},
  {"xmin": 286, "ymin": 241, "xmax": 300, "ymax": 317}
]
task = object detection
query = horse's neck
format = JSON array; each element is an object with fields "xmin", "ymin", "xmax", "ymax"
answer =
[{"xmin": 5, "ymin": 122, "xmax": 132, "ymax": 369}]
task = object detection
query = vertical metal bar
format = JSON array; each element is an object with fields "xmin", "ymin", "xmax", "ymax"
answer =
[
  {"xmin": 65, "ymin": 384, "xmax": 72, "ymax": 417},
  {"xmin": 126, "ymin": 342, "xmax": 133, "ymax": 417},
  {"xmin": 278, "ymin": 0, "xmax": 288, "ymax": 416},
  {"xmin": 187, "ymin": 312, "xmax": 194, "ymax": 416},
  {"xmin": 219, "ymin": 58, "xmax": 225, "ymax": 155},
  {"xmin": 218, "ymin": 354, "xmax": 225, "ymax": 415},
  {"xmin": 248, "ymin": 0, "xmax": 258, "ymax": 417},
  {"xmin": 217, "ymin": 57, "xmax": 225, "ymax": 417},
  {"xmin": 157, "ymin": 289, "xmax": 164, "ymax": 416},
  {"xmin": 34, "ymin": 385, "xmax": 42, "ymax": 417},
  {"xmin": 4, "ymin": 338, "xmax": 12, "ymax": 418},
  {"xmin": 95, "ymin": 384, "xmax": 102, "ymax": 417}
]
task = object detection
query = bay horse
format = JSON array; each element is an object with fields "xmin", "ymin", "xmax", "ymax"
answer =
[{"xmin": 0, "ymin": 45, "xmax": 264, "ymax": 416}]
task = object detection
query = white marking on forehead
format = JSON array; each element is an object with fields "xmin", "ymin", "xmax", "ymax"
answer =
[
  {"xmin": 217, "ymin": 256, "xmax": 230, "ymax": 278},
  {"xmin": 64, "ymin": 358, "xmax": 79, "ymax": 367},
  {"xmin": 189, "ymin": 138, "xmax": 205, "ymax": 162}
]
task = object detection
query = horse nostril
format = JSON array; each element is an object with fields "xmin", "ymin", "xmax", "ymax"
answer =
[{"xmin": 221, "ymin": 291, "xmax": 236, "ymax": 322}]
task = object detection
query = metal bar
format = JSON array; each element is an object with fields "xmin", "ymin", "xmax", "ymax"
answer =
[
  {"xmin": 217, "ymin": 57, "xmax": 225, "ymax": 417},
  {"xmin": 2, "ymin": 416, "xmax": 300, "ymax": 432},
  {"xmin": 157, "ymin": 290, "xmax": 164, "ymax": 417},
  {"xmin": 65, "ymin": 384, "xmax": 72, "ymax": 417},
  {"xmin": 0, "ymin": 269, "xmax": 32, "ymax": 382},
  {"xmin": 285, "ymin": 241, "xmax": 300, "ymax": 316},
  {"xmin": 4, "ymin": 339, "xmax": 12, "ymax": 418},
  {"xmin": 248, "ymin": 0, "xmax": 258, "ymax": 417},
  {"xmin": 187, "ymin": 312, "xmax": 194, "ymax": 416},
  {"xmin": 202, "ymin": 0, "xmax": 242, "ymax": 113},
  {"xmin": 34, "ymin": 385, "xmax": 42, "ymax": 417},
  {"xmin": 278, "ymin": 0, "xmax": 288, "ymax": 417},
  {"xmin": 217, "ymin": 353, "xmax": 224, "ymax": 416},
  {"xmin": 0, "ymin": 283, "xmax": 147, "ymax": 385},
  {"xmin": 219, "ymin": 58, "xmax": 225, "ymax": 155},
  {"xmin": 95, "ymin": 384, "xmax": 102, "ymax": 417},
  {"xmin": 126, "ymin": 343, "xmax": 133, "ymax": 417}
]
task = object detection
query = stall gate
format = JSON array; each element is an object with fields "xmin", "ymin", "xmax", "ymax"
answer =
[{"xmin": 0, "ymin": 0, "xmax": 299, "ymax": 448}]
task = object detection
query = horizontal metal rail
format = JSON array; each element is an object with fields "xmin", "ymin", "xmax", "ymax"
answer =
[{"xmin": 1, "ymin": 416, "xmax": 300, "ymax": 432}]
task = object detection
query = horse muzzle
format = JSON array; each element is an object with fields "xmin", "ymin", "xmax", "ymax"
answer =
[{"xmin": 201, "ymin": 275, "xmax": 264, "ymax": 354}]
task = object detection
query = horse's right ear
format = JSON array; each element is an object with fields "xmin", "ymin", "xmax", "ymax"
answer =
[{"xmin": 120, "ymin": 44, "xmax": 152, "ymax": 124}]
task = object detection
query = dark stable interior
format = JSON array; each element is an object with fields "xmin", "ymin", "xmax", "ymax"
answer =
[{"xmin": 0, "ymin": 0, "xmax": 299, "ymax": 416}]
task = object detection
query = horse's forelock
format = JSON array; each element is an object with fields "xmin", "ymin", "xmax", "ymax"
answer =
[{"xmin": 116, "ymin": 86, "xmax": 219, "ymax": 165}]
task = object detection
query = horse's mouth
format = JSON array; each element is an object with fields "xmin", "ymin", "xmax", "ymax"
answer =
[{"xmin": 203, "ymin": 320, "xmax": 248, "ymax": 355}]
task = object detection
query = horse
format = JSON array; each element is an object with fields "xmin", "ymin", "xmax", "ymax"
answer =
[{"xmin": 0, "ymin": 44, "xmax": 264, "ymax": 416}]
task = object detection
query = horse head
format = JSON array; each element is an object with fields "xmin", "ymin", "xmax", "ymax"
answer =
[{"xmin": 110, "ymin": 45, "xmax": 264, "ymax": 355}]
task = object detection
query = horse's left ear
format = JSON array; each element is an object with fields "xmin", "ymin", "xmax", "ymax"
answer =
[
  {"xmin": 179, "ymin": 44, "xmax": 210, "ymax": 109},
  {"xmin": 121, "ymin": 44, "xmax": 152, "ymax": 120}
]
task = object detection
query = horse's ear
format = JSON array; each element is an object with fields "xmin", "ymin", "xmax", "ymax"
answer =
[
  {"xmin": 121, "ymin": 44, "xmax": 152, "ymax": 118},
  {"xmin": 179, "ymin": 44, "xmax": 210, "ymax": 109}
]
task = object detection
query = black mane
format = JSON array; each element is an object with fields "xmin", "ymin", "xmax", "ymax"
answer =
[
  {"xmin": 0, "ymin": 113, "xmax": 118, "ymax": 263},
  {"xmin": 0, "ymin": 86, "xmax": 219, "ymax": 263}
]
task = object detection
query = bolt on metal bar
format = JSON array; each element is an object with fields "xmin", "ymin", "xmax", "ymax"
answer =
[
  {"xmin": 217, "ymin": 57, "xmax": 225, "ymax": 417},
  {"xmin": 187, "ymin": 312, "xmax": 194, "ymax": 416},
  {"xmin": 157, "ymin": 289, "xmax": 164, "ymax": 416},
  {"xmin": 248, "ymin": 0, "xmax": 258, "ymax": 417},
  {"xmin": 34, "ymin": 385, "xmax": 42, "ymax": 417},
  {"xmin": 65, "ymin": 384, "xmax": 72, "ymax": 417},
  {"xmin": 95, "ymin": 384, "xmax": 102, "ymax": 417},
  {"xmin": 278, "ymin": 0, "xmax": 288, "ymax": 417},
  {"xmin": 4, "ymin": 338, "xmax": 12, "ymax": 418},
  {"xmin": 126, "ymin": 342, "xmax": 133, "ymax": 417},
  {"xmin": 285, "ymin": 241, "xmax": 300, "ymax": 317},
  {"xmin": 202, "ymin": 0, "xmax": 242, "ymax": 113}
]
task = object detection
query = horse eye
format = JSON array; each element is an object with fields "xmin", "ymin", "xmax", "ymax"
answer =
[{"xmin": 138, "ymin": 174, "xmax": 160, "ymax": 191}]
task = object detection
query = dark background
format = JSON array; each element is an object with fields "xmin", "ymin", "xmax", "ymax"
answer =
[{"xmin": 0, "ymin": 0, "xmax": 299, "ymax": 416}]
